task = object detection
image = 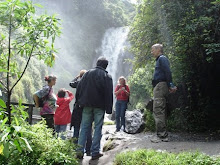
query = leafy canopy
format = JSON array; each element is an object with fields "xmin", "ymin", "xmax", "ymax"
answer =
[{"xmin": 0, "ymin": 0, "xmax": 61, "ymax": 92}]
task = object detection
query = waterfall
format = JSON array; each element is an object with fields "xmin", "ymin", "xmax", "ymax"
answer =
[{"xmin": 99, "ymin": 27, "xmax": 132, "ymax": 87}]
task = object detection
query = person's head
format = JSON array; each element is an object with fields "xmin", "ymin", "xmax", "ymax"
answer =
[
  {"xmin": 45, "ymin": 75, "xmax": 57, "ymax": 86},
  {"xmin": 151, "ymin": 43, "xmax": 163, "ymax": 58},
  {"xmin": 96, "ymin": 56, "xmax": 108, "ymax": 69},
  {"xmin": 57, "ymin": 88, "xmax": 66, "ymax": 98},
  {"xmin": 118, "ymin": 76, "xmax": 126, "ymax": 86},
  {"xmin": 79, "ymin": 69, "xmax": 87, "ymax": 78}
]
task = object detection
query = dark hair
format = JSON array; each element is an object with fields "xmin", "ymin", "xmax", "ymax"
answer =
[
  {"xmin": 96, "ymin": 56, "xmax": 108, "ymax": 69},
  {"xmin": 44, "ymin": 75, "xmax": 57, "ymax": 83},
  {"xmin": 57, "ymin": 88, "xmax": 66, "ymax": 98}
]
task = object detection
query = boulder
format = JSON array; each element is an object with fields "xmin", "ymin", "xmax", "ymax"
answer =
[{"xmin": 125, "ymin": 109, "xmax": 144, "ymax": 134}]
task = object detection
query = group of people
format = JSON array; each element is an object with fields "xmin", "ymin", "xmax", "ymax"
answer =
[{"xmin": 33, "ymin": 43, "xmax": 177, "ymax": 160}]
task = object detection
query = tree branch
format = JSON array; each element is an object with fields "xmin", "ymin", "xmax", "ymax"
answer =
[
  {"xmin": 0, "ymin": 80, "xmax": 7, "ymax": 91},
  {"xmin": 10, "ymin": 44, "xmax": 35, "ymax": 92}
]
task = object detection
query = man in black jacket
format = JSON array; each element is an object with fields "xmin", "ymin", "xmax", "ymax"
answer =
[{"xmin": 76, "ymin": 57, "xmax": 113, "ymax": 160}]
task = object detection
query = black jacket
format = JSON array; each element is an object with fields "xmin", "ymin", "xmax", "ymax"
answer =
[
  {"xmin": 69, "ymin": 77, "xmax": 81, "ymax": 128},
  {"xmin": 76, "ymin": 66, "xmax": 113, "ymax": 114},
  {"xmin": 69, "ymin": 77, "xmax": 79, "ymax": 88}
]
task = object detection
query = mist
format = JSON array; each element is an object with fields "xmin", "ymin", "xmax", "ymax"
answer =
[{"xmin": 32, "ymin": 0, "xmax": 134, "ymax": 94}]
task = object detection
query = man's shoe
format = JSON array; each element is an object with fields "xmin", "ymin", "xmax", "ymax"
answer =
[
  {"xmin": 76, "ymin": 152, "xmax": 84, "ymax": 159},
  {"xmin": 150, "ymin": 136, "xmax": 161, "ymax": 143},
  {"xmin": 91, "ymin": 153, "xmax": 103, "ymax": 160},
  {"xmin": 161, "ymin": 136, "xmax": 169, "ymax": 142},
  {"xmin": 86, "ymin": 152, "xmax": 91, "ymax": 156}
]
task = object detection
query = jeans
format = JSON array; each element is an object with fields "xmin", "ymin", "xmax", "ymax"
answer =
[
  {"xmin": 73, "ymin": 126, "xmax": 92, "ymax": 153},
  {"xmin": 55, "ymin": 125, "xmax": 67, "ymax": 140},
  {"xmin": 115, "ymin": 100, "xmax": 127, "ymax": 131},
  {"xmin": 78, "ymin": 107, "xmax": 105, "ymax": 156}
]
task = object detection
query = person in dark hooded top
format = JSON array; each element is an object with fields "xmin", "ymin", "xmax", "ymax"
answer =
[{"xmin": 76, "ymin": 56, "xmax": 113, "ymax": 160}]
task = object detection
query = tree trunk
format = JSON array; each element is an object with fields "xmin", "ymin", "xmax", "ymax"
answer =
[
  {"xmin": 6, "ymin": 91, "xmax": 11, "ymax": 125},
  {"xmin": 7, "ymin": 7, "xmax": 12, "ymax": 125}
]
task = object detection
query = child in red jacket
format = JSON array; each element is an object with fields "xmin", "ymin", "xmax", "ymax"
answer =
[{"xmin": 54, "ymin": 89, "xmax": 74, "ymax": 139}]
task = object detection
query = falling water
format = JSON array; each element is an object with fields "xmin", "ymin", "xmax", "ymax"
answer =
[
  {"xmin": 99, "ymin": 27, "xmax": 132, "ymax": 87},
  {"xmin": 32, "ymin": 0, "xmax": 133, "ymax": 91}
]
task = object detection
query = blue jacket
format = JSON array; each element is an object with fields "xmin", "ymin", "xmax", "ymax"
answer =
[{"xmin": 152, "ymin": 55, "xmax": 174, "ymax": 88}]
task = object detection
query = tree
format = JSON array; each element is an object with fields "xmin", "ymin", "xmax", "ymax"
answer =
[
  {"xmin": 0, "ymin": 0, "xmax": 61, "ymax": 124},
  {"xmin": 128, "ymin": 0, "xmax": 220, "ymax": 131}
]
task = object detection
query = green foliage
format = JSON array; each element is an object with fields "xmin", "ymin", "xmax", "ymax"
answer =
[
  {"xmin": 114, "ymin": 149, "xmax": 220, "ymax": 165},
  {"xmin": 73, "ymin": 0, "xmax": 134, "ymax": 27},
  {"xmin": 0, "ymin": 99, "xmax": 78, "ymax": 165},
  {"xmin": 11, "ymin": 58, "xmax": 47, "ymax": 103},
  {"xmin": 0, "ymin": 0, "xmax": 61, "ymax": 123},
  {"xmin": 128, "ymin": 0, "xmax": 220, "ymax": 131},
  {"xmin": 0, "ymin": 0, "xmax": 61, "ymax": 73},
  {"xmin": 0, "ymin": 122, "xmax": 78, "ymax": 165},
  {"xmin": 103, "ymin": 139, "xmax": 116, "ymax": 152},
  {"xmin": 104, "ymin": 121, "xmax": 115, "ymax": 125},
  {"xmin": 0, "ymin": 99, "xmax": 32, "ymax": 159},
  {"xmin": 128, "ymin": 66, "xmax": 153, "ymax": 109},
  {"xmin": 143, "ymin": 109, "xmax": 155, "ymax": 131}
]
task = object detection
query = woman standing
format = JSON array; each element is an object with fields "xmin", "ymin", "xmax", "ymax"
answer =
[
  {"xmin": 114, "ymin": 76, "xmax": 130, "ymax": 132},
  {"xmin": 33, "ymin": 75, "xmax": 57, "ymax": 130}
]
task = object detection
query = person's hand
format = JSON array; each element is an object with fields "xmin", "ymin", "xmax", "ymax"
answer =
[{"xmin": 169, "ymin": 86, "xmax": 177, "ymax": 93}]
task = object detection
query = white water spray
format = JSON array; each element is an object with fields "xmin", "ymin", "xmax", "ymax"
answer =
[{"xmin": 99, "ymin": 27, "xmax": 131, "ymax": 86}]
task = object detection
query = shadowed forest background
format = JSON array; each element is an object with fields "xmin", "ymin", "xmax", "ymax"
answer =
[
  {"xmin": 0, "ymin": 0, "xmax": 220, "ymax": 164},
  {"xmin": 1, "ymin": 0, "xmax": 220, "ymax": 133}
]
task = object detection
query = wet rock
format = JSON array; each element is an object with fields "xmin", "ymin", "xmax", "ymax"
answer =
[
  {"xmin": 103, "ymin": 139, "xmax": 119, "ymax": 152},
  {"xmin": 125, "ymin": 109, "xmax": 144, "ymax": 134}
]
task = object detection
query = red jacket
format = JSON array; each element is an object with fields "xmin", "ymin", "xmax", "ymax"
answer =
[
  {"xmin": 54, "ymin": 91, "xmax": 74, "ymax": 125},
  {"xmin": 115, "ymin": 85, "xmax": 130, "ymax": 101}
]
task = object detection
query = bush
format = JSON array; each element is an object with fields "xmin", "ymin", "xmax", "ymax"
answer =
[
  {"xmin": 0, "ymin": 121, "xmax": 78, "ymax": 165},
  {"xmin": 114, "ymin": 149, "xmax": 220, "ymax": 165},
  {"xmin": 128, "ymin": 66, "xmax": 153, "ymax": 110},
  {"xmin": 143, "ymin": 109, "xmax": 155, "ymax": 132}
]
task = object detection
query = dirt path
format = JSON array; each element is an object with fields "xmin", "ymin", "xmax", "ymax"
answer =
[{"xmin": 79, "ymin": 125, "xmax": 220, "ymax": 165}]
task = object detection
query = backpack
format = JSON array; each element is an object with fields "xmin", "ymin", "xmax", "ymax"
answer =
[{"xmin": 34, "ymin": 88, "xmax": 51, "ymax": 107}]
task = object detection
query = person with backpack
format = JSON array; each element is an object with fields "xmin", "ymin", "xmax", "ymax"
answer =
[
  {"xmin": 54, "ymin": 89, "xmax": 74, "ymax": 140},
  {"xmin": 33, "ymin": 75, "xmax": 57, "ymax": 130},
  {"xmin": 114, "ymin": 76, "xmax": 130, "ymax": 132}
]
